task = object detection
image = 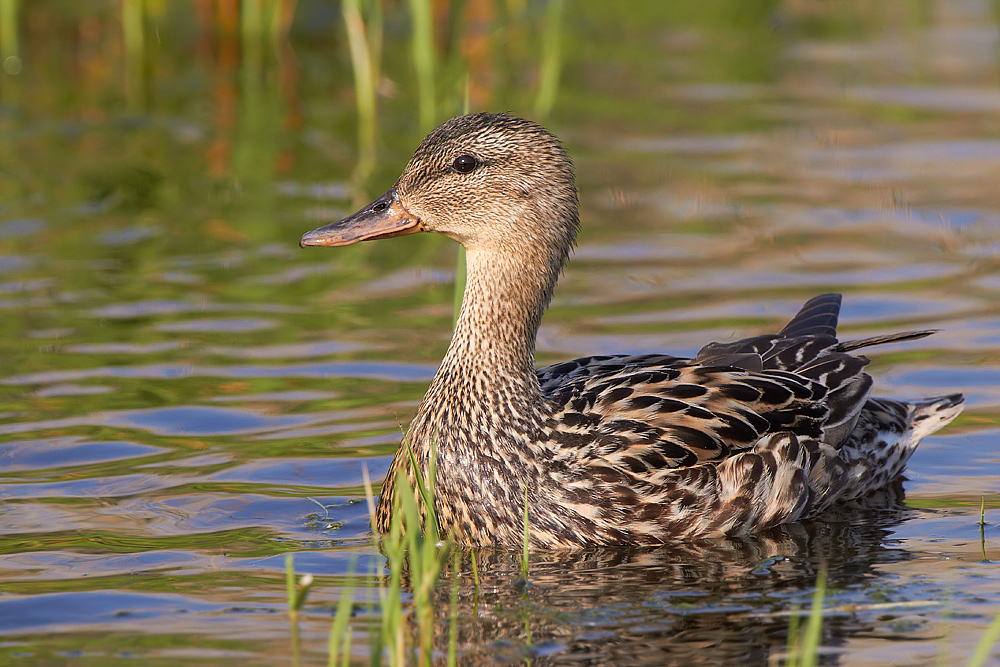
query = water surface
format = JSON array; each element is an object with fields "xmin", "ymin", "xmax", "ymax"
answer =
[{"xmin": 1, "ymin": 1, "xmax": 1000, "ymax": 664}]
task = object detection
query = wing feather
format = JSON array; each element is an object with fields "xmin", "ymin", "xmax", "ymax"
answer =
[{"xmin": 537, "ymin": 293, "xmax": 928, "ymax": 484}]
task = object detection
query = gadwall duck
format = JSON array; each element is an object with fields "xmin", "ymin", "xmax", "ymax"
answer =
[{"xmin": 301, "ymin": 112, "xmax": 964, "ymax": 547}]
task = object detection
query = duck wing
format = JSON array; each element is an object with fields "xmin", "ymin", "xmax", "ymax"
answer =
[{"xmin": 538, "ymin": 294, "xmax": 935, "ymax": 481}]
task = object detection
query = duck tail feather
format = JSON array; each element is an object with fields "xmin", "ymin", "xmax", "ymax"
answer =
[
  {"xmin": 838, "ymin": 330, "xmax": 937, "ymax": 352},
  {"xmin": 778, "ymin": 293, "xmax": 842, "ymax": 339}
]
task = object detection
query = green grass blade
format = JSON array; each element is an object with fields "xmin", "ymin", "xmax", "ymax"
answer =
[
  {"xmin": 285, "ymin": 553, "xmax": 302, "ymax": 667},
  {"xmin": 462, "ymin": 72, "xmax": 470, "ymax": 115},
  {"xmin": 121, "ymin": 0, "xmax": 145, "ymax": 111},
  {"xmin": 340, "ymin": 627, "xmax": 352, "ymax": 667},
  {"xmin": 786, "ymin": 604, "xmax": 801, "ymax": 667},
  {"xmin": 966, "ymin": 609, "xmax": 1000, "ymax": 667},
  {"xmin": 366, "ymin": 0, "xmax": 383, "ymax": 85},
  {"xmin": 361, "ymin": 464, "xmax": 379, "ymax": 539},
  {"xmin": 800, "ymin": 568, "xmax": 826, "ymax": 667},
  {"xmin": 285, "ymin": 554, "xmax": 297, "ymax": 610},
  {"xmin": 367, "ymin": 555, "xmax": 384, "ymax": 667},
  {"xmin": 397, "ymin": 469, "xmax": 422, "ymax": 550},
  {"xmin": 426, "ymin": 435, "xmax": 439, "ymax": 540},
  {"xmin": 407, "ymin": 0, "xmax": 436, "ymax": 132},
  {"xmin": 533, "ymin": 0, "xmax": 565, "ymax": 120},
  {"xmin": 241, "ymin": 0, "xmax": 264, "ymax": 94},
  {"xmin": 981, "ymin": 497, "xmax": 990, "ymax": 562},
  {"xmin": 266, "ymin": 0, "xmax": 282, "ymax": 53},
  {"xmin": 404, "ymin": 436, "xmax": 440, "ymax": 542},
  {"xmin": 0, "ymin": 0, "xmax": 20, "ymax": 64},
  {"xmin": 448, "ymin": 549, "xmax": 459, "ymax": 667},
  {"xmin": 405, "ymin": 439, "xmax": 433, "ymax": 520},
  {"xmin": 343, "ymin": 0, "xmax": 378, "ymax": 172},
  {"xmin": 521, "ymin": 487, "xmax": 530, "ymax": 579},
  {"xmin": 384, "ymin": 504, "xmax": 406, "ymax": 666},
  {"xmin": 328, "ymin": 568, "xmax": 356, "ymax": 667},
  {"xmin": 452, "ymin": 77, "xmax": 468, "ymax": 331}
]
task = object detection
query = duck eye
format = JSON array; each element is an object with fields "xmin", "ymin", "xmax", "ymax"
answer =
[{"xmin": 452, "ymin": 154, "xmax": 478, "ymax": 174}]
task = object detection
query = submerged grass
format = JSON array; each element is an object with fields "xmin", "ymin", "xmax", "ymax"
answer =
[{"xmin": 782, "ymin": 568, "xmax": 826, "ymax": 667}]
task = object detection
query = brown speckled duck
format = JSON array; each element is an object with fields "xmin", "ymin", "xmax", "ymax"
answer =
[{"xmin": 300, "ymin": 112, "xmax": 964, "ymax": 547}]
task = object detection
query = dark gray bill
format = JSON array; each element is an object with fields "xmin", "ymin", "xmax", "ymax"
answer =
[{"xmin": 299, "ymin": 187, "xmax": 423, "ymax": 248}]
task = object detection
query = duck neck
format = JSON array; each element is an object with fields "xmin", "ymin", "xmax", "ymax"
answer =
[
  {"xmin": 414, "ymin": 244, "xmax": 562, "ymax": 448},
  {"xmin": 449, "ymin": 245, "xmax": 557, "ymax": 396}
]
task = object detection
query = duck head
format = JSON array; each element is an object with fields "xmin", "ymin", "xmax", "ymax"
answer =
[{"xmin": 300, "ymin": 113, "xmax": 579, "ymax": 266}]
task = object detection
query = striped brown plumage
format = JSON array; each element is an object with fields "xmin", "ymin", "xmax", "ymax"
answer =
[{"xmin": 301, "ymin": 113, "xmax": 964, "ymax": 547}]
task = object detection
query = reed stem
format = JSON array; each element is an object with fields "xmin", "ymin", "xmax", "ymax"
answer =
[
  {"xmin": 533, "ymin": 0, "xmax": 565, "ymax": 120},
  {"xmin": 241, "ymin": 0, "xmax": 264, "ymax": 97},
  {"xmin": 122, "ymin": 0, "xmax": 145, "ymax": 111},
  {"xmin": 0, "ymin": 0, "xmax": 20, "ymax": 75},
  {"xmin": 408, "ymin": 0, "xmax": 436, "ymax": 132},
  {"xmin": 343, "ymin": 0, "xmax": 378, "ymax": 179}
]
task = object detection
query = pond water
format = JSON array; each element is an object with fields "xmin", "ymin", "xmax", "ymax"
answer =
[{"xmin": 2, "ymin": 1, "xmax": 1000, "ymax": 665}]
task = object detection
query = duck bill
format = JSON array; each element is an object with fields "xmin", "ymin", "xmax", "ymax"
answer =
[{"xmin": 299, "ymin": 187, "xmax": 424, "ymax": 248}]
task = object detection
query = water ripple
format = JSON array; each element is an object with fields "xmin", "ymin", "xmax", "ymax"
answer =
[{"xmin": 2, "ymin": 361, "xmax": 438, "ymax": 386}]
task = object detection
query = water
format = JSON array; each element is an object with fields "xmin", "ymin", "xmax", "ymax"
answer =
[{"xmin": 2, "ymin": 1, "xmax": 1000, "ymax": 664}]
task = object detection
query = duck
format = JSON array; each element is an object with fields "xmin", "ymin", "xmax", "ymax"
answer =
[{"xmin": 300, "ymin": 112, "xmax": 965, "ymax": 547}]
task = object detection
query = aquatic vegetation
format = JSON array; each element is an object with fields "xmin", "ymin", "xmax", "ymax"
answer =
[
  {"xmin": 288, "ymin": 443, "xmax": 458, "ymax": 667},
  {"xmin": 342, "ymin": 0, "xmax": 381, "ymax": 182}
]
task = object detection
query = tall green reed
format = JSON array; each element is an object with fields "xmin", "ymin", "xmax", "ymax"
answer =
[
  {"xmin": 268, "ymin": 0, "xmax": 294, "ymax": 57},
  {"xmin": 0, "ymin": 0, "xmax": 20, "ymax": 76},
  {"xmin": 122, "ymin": 0, "xmax": 145, "ymax": 111},
  {"xmin": 343, "ymin": 0, "xmax": 382, "ymax": 182},
  {"xmin": 407, "ymin": 0, "xmax": 436, "ymax": 133},
  {"xmin": 533, "ymin": 0, "xmax": 565, "ymax": 120},
  {"xmin": 452, "ymin": 76, "xmax": 472, "ymax": 329},
  {"xmin": 241, "ymin": 0, "xmax": 264, "ymax": 94},
  {"xmin": 241, "ymin": 0, "xmax": 286, "ymax": 101}
]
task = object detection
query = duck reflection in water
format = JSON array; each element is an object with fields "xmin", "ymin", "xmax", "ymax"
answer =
[{"xmin": 403, "ymin": 485, "xmax": 920, "ymax": 665}]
